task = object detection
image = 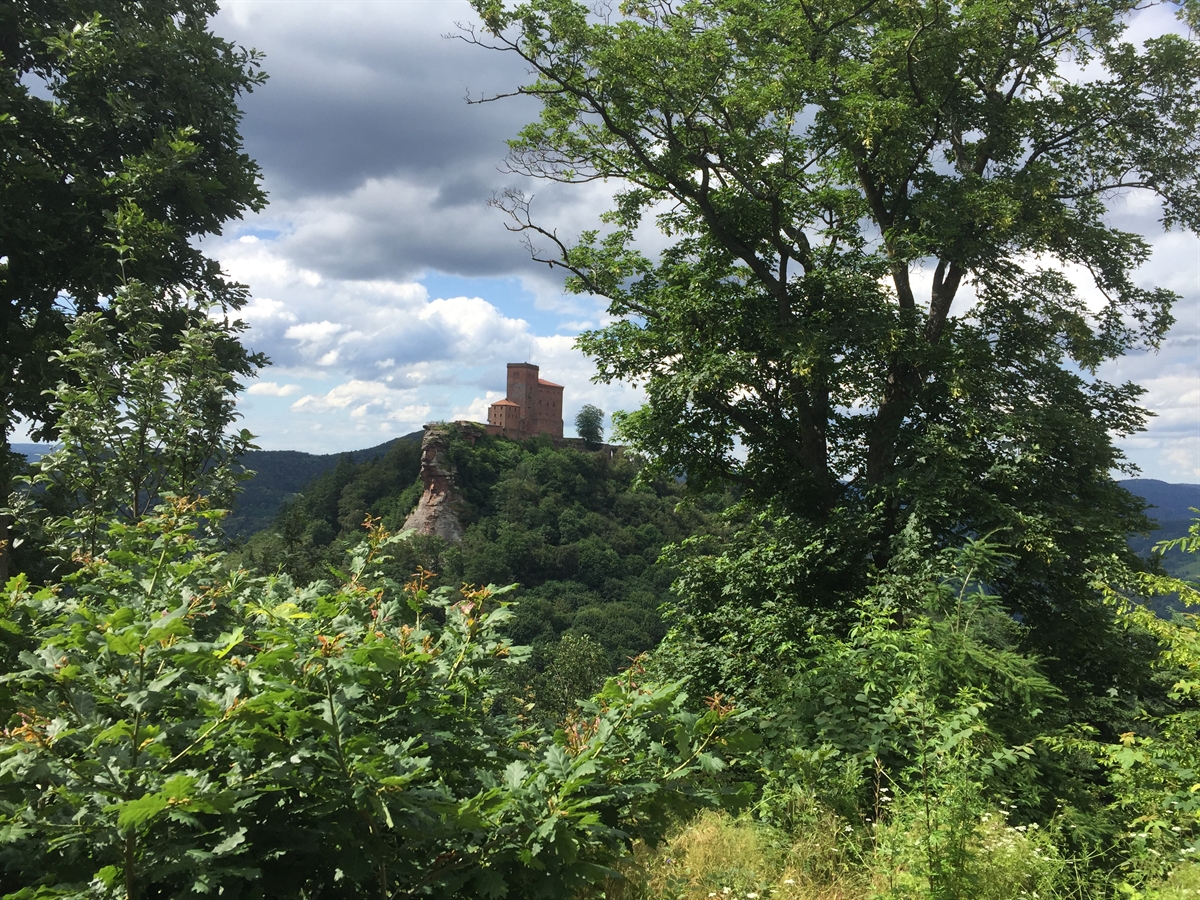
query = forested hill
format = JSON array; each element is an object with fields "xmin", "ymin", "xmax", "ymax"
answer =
[
  {"xmin": 21, "ymin": 432, "xmax": 1196, "ymax": 576},
  {"xmin": 1121, "ymin": 479, "xmax": 1200, "ymax": 537},
  {"xmin": 230, "ymin": 442, "xmax": 1197, "ymax": 572},
  {"xmin": 228, "ymin": 441, "xmax": 1200, "ymax": 726},
  {"xmin": 12, "ymin": 437, "xmax": 427, "ymax": 538},
  {"xmin": 225, "ymin": 432, "xmax": 423, "ymax": 536},
  {"xmin": 11, "ymin": 443, "xmax": 54, "ymax": 462},
  {"xmin": 235, "ymin": 429, "xmax": 734, "ymax": 678},
  {"xmin": 1122, "ymin": 479, "xmax": 1200, "ymax": 580}
]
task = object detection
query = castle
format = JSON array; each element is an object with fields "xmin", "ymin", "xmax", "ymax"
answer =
[
  {"xmin": 485, "ymin": 363, "xmax": 564, "ymax": 440},
  {"xmin": 404, "ymin": 365, "xmax": 607, "ymax": 542}
]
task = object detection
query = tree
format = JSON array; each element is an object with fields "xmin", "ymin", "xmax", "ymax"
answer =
[
  {"xmin": 574, "ymin": 403, "xmax": 605, "ymax": 447},
  {"xmin": 536, "ymin": 632, "xmax": 611, "ymax": 719},
  {"xmin": 468, "ymin": 0, "xmax": 1200, "ymax": 720},
  {"xmin": 20, "ymin": 271, "xmax": 258, "ymax": 567},
  {"xmin": 0, "ymin": 0, "xmax": 266, "ymax": 577}
]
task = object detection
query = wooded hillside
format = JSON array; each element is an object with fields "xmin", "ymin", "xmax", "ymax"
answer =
[
  {"xmin": 4, "ymin": 0, "xmax": 1200, "ymax": 896},
  {"xmin": 236, "ymin": 429, "xmax": 734, "ymax": 687}
]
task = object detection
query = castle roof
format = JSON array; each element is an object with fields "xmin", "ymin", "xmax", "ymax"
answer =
[
  {"xmin": 490, "ymin": 398, "xmax": 519, "ymax": 407},
  {"xmin": 537, "ymin": 378, "xmax": 563, "ymax": 388}
]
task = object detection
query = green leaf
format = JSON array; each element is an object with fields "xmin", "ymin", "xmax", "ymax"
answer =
[
  {"xmin": 115, "ymin": 794, "xmax": 169, "ymax": 830},
  {"xmin": 212, "ymin": 827, "xmax": 247, "ymax": 855},
  {"xmin": 104, "ymin": 630, "xmax": 141, "ymax": 656}
]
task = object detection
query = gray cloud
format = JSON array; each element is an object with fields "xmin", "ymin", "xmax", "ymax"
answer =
[
  {"xmin": 207, "ymin": 1, "xmax": 1198, "ymax": 476},
  {"xmin": 215, "ymin": 1, "xmax": 611, "ymax": 286},
  {"xmin": 257, "ymin": 175, "xmax": 608, "ymax": 284},
  {"xmin": 222, "ymin": 1, "xmax": 538, "ymax": 195}
]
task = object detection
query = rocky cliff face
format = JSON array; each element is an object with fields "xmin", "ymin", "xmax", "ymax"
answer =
[{"xmin": 401, "ymin": 425, "xmax": 465, "ymax": 542}]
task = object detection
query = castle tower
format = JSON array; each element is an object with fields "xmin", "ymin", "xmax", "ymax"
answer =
[
  {"xmin": 485, "ymin": 363, "xmax": 564, "ymax": 439},
  {"xmin": 506, "ymin": 363, "xmax": 541, "ymax": 436},
  {"xmin": 534, "ymin": 374, "xmax": 564, "ymax": 439}
]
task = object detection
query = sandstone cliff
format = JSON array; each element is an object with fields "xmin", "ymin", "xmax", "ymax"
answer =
[{"xmin": 401, "ymin": 425, "xmax": 466, "ymax": 542}]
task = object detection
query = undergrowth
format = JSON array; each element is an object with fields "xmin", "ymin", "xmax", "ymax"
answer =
[{"xmin": 592, "ymin": 809, "xmax": 1198, "ymax": 900}]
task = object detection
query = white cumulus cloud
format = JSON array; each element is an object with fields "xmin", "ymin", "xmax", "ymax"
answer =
[
  {"xmin": 246, "ymin": 381, "xmax": 302, "ymax": 397},
  {"xmin": 285, "ymin": 320, "xmax": 346, "ymax": 343}
]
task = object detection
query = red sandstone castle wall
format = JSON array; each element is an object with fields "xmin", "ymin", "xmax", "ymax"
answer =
[
  {"xmin": 488, "ymin": 363, "xmax": 563, "ymax": 440},
  {"xmin": 507, "ymin": 363, "xmax": 540, "ymax": 436},
  {"xmin": 537, "ymin": 380, "xmax": 564, "ymax": 438}
]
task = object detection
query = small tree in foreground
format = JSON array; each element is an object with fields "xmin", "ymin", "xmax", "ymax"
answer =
[{"xmin": 22, "ymin": 278, "xmax": 259, "ymax": 564}]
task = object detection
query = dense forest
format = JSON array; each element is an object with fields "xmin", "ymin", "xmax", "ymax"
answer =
[
  {"xmin": 234, "ymin": 430, "xmax": 734, "ymax": 697},
  {"xmin": 231, "ymin": 434, "xmax": 1200, "ymax": 708},
  {"xmin": 3, "ymin": 1, "xmax": 1200, "ymax": 899}
]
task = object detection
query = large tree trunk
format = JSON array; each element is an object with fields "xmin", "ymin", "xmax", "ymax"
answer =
[
  {"xmin": 0, "ymin": 516, "xmax": 10, "ymax": 585},
  {"xmin": 0, "ymin": 449, "xmax": 12, "ymax": 585}
]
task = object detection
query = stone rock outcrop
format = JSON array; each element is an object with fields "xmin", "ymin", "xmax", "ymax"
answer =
[{"xmin": 401, "ymin": 425, "xmax": 465, "ymax": 543}]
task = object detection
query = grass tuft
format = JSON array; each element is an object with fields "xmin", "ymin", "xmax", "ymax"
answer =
[{"xmin": 598, "ymin": 810, "xmax": 863, "ymax": 900}]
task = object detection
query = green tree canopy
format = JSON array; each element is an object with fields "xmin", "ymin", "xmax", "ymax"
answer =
[
  {"xmin": 0, "ymin": 1, "xmax": 264, "ymax": 442},
  {"xmin": 469, "ymin": 0, "xmax": 1200, "ymax": 721},
  {"xmin": 239, "ymin": 428, "xmax": 733, "ymax": 681},
  {"xmin": 574, "ymin": 403, "xmax": 605, "ymax": 446},
  {"xmin": 0, "ymin": 0, "xmax": 267, "ymax": 575}
]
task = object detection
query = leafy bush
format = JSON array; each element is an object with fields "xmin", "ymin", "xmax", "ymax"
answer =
[
  {"xmin": 10, "ymin": 274, "xmax": 259, "ymax": 582},
  {"xmin": 1084, "ymin": 522, "xmax": 1200, "ymax": 887},
  {"xmin": 0, "ymin": 504, "xmax": 756, "ymax": 899},
  {"xmin": 641, "ymin": 520, "xmax": 1200, "ymax": 898}
]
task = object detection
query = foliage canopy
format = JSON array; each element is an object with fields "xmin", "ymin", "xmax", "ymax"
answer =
[
  {"xmin": 575, "ymin": 404, "xmax": 605, "ymax": 447},
  {"xmin": 241, "ymin": 429, "xmax": 734, "ymax": 687},
  {"xmin": 0, "ymin": 0, "xmax": 265, "ymax": 434},
  {"xmin": 0, "ymin": 0, "xmax": 267, "ymax": 577},
  {"xmin": 0, "ymin": 505, "xmax": 755, "ymax": 899},
  {"xmin": 468, "ymin": 0, "xmax": 1200, "ymax": 724},
  {"xmin": 4, "ymin": 0, "xmax": 1200, "ymax": 892}
]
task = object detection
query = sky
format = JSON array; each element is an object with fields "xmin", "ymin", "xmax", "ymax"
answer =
[{"xmin": 180, "ymin": 1, "xmax": 1198, "ymax": 480}]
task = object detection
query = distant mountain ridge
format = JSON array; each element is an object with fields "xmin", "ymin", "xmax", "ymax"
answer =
[
  {"xmin": 12, "ymin": 437, "xmax": 1198, "ymax": 561},
  {"xmin": 9, "ymin": 437, "xmax": 427, "ymax": 538},
  {"xmin": 228, "ymin": 432, "xmax": 424, "ymax": 536},
  {"xmin": 1119, "ymin": 479, "xmax": 1200, "ymax": 582},
  {"xmin": 12, "ymin": 443, "xmax": 55, "ymax": 462},
  {"xmin": 1118, "ymin": 479, "xmax": 1200, "ymax": 526}
]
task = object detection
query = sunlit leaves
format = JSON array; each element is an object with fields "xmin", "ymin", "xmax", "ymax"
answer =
[{"xmin": 470, "ymin": 0, "xmax": 1194, "ymax": 579}]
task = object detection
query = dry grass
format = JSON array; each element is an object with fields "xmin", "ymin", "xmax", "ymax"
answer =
[
  {"xmin": 1147, "ymin": 862, "xmax": 1200, "ymax": 900},
  {"xmin": 595, "ymin": 811, "xmax": 866, "ymax": 900},
  {"xmin": 586, "ymin": 804, "xmax": 1166, "ymax": 900}
]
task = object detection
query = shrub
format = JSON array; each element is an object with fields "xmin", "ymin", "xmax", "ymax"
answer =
[{"xmin": 0, "ymin": 506, "xmax": 756, "ymax": 898}]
